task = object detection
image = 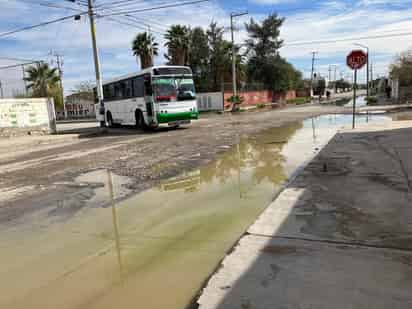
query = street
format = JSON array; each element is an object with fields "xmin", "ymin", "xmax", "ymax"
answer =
[{"xmin": 0, "ymin": 105, "xmax": 347, "ymax": 309}]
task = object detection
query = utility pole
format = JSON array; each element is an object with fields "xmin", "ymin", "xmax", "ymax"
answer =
[
  {"xmin": 230, "ymin": 11, "xmax": 248, "ymax": 104},
  {"xmin": 21, "ymin": 65, "xmax": 27, "ymax": 96},
  {"xmin": 310, "ymin": 51, "xmax": 318, "ymax": 97},
  {"xmin": 352, "ymin": 69, "xmax": 357, "ymax": 129},
  {"xmin": 53, "ymin": 53, "xmax": 67, "ymax": 119},
  {"xmin": 370, "ymin": 62, "xmax": 374, "ymax": 95},
  {"xmin": 328, "ymin": 66, "xmax": 332, "ymax": 85},
  {"xmin": 0, "ymin": 80, "xmax": 4, "ymax": 98},
  {"xmin": 87, "ymin": 0, "xmax": 105, "ymax": 128},
  {"xmin": 148, "ymin": 26, "xmax": 154, "ymax": 66},
  {"xmin": 355, "ymin": 43, "xmax": 370, "ymax": 98}
]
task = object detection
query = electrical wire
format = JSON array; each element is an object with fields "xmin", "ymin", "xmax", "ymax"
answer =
[
  {"xmin": 0, "ymin": 12, "xmax": 88, "ymax": 38},
  {"xmin": 96, "ymin": 6, "xmax": 166, "ymax": 33},
  {"xmin": 2, "ymin": 0, "xmax": 206, "ymax": 39},
  {"xmin": 12, "ymin": 0, "xmax": 85, "ymax": 11},
  {"xmin": 0, "ymin": 61, "xmax": 42, "ymax": 70},
  {"xmin": 97, "ymin": 0, "xmax": 210, "ymax": 17},
  {"xmin": 284, "ymin": 31, "xmax": 412, "ymax": 47},
  {"xmin": 95, "ymin": 0, "xmax": 147, "ymax": 9},
  {"xmin": 103, "ymin": 16, "xmax": 164, "ymax": 35},
  {"xmin": 0, "ymin": 56, "xmax": 41, "ymax": 62}
]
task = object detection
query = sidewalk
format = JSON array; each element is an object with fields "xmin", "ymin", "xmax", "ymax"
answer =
[
  {"xmin": 198, "ymin": 120, "xmax": 412, "ymax": 309},
  {"xmin": 0, "ymin": 134, "xmax": 83, "ymax": 161}
]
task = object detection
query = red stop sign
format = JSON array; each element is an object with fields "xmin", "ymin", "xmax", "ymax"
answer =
[{"xmin": 347, "ymin": 50, "xmax": 367, "ymax": 70}]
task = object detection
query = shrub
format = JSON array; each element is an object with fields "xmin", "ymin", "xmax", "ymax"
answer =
[
  {"xmin": 227, "ymin": 95, "xmax": 245, "ymax": 112},
  {"xmin": 365, "ymin": 96, "xmax": 378, "ymax": 105},
  {"xmin": 287, "ymin": 97, "xmax": 309, "ymax": 105}
]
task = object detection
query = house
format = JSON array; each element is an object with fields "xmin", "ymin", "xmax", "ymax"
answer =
[{"xmin": 65, "ymin": 92, "xmax": 95, "ymax": 119}]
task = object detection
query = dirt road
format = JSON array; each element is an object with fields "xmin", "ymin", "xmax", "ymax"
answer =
[{"xmin": 0, "ymin": 104, "xmax": 344, "ymax": 224}]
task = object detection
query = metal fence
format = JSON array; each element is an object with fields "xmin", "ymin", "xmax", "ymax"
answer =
[
  {"xmin": 399, "ymin": 86, "xmax": 412, "ymax": 103},
  {"xmin": 0, "ymin": 65, "xmax": 27, "ymax": 99}
]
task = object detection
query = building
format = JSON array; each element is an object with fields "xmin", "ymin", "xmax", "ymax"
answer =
[{"xmin": 64, "ymin": 92, "xmax": 95, "ymax": 119}]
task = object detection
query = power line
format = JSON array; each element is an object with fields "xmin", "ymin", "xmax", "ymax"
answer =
[
  {"xmin": 96, "ymin": 6, "xmax": 166, "ymax": 33},
  {"xmin": 96, "ymin": 0, "xmax": 147, "ymax": 9},
  {"xmin": 103, "ymin": 16, "xmax": 164, "ymax": 35},
  {"xmin": 97, "ymin": 0, "xmax": 210, "ymax": 17},
  {"xmin": 0, "ymin": 56, "xmax": 41, "ymax": 62},
  {"xmin": 0, "ymin": 12, "xmax": 88, "ymax": 38},
  {"xmin": 284, "ymin": 31, "xmax": 412, "ymax": 47},
  {"xmin": 124, "ymin": 14, "xmax": 167, "ymax": 32},
  {"xmin": 0, "ymin": 61, "xmax": 42, "ymax": 70},
  {"xmin": 13, "ymin": 0, "xmax": 84, "ymax": 12}
]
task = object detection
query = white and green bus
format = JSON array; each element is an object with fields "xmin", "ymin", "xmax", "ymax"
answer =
[{"xmin": 96, "ymin": 66, "xmax": 199, "ymax": 129}]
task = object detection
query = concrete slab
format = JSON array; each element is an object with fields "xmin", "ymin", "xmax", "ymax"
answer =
[
  {"xmin": 198, "ymin": 235, "xmax": 412, "ymax": 309},
  {"xmin": 249, "ymin": 122, "xmax": 412, "ymax": 249}
]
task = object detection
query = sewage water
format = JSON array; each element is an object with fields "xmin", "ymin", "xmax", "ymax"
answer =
[
  {"xmin": 345, "ymin": 95, "xmax": 368, "ymax": 108},
  {"xmin": 0, "ymin": 114, "xmax": 390, "ymax": 309}
]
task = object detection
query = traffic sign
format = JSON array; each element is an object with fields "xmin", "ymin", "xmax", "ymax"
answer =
[{"xmin": 347, "ymin": 50, "xmax": 367, "ymax": 70}]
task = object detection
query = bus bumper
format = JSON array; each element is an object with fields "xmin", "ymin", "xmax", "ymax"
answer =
[{"xmin": 156, "ymin": 111, "xmax": 199, "ymax": 124}]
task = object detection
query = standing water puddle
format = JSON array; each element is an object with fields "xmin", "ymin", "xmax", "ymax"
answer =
[{"xmin": 0, "ymin": 114, "xmax": 390, "ymax": 309}]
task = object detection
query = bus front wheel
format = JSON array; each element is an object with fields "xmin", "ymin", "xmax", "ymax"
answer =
[
  {"xmin": 135, "ymin": 110, "xmax": 148, "ymax": 131},
  {"xmin": 106, "ymin": 112, "xmax": 114, "ymax": 128}
]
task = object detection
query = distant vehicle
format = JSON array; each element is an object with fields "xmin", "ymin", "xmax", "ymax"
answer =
[{"xmin": 95, "ymin": 66, "xmax": 199, "ymax": 129}]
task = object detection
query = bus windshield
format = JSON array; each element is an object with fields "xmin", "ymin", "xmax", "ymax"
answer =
[{"xmin": 153, "ymin": 76, "xmax": 196, "ymax": 102}]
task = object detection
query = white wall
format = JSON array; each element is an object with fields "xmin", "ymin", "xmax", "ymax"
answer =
[
  {"xmin": 0, "ymin": 98, "xmax": 56, "ymax": 133},
  {"xmin": 196, "ymin": 92, "xmax": 224, "ymax": 112},
  {"xmin": 391, "ymin": 78, "xmax": 399, "ymax": 100}
]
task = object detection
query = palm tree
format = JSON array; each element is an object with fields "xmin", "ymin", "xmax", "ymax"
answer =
[
  {"xmin": 164, "ymin": 25, "xmax": 190, "ymax": 65},
  {"xmin": 24, "ymin": 62, "xmax": 60, "ymax": 98},
  {"xmin": 132, "ymin": 32, "xmax": 159, "ymax": 69}
]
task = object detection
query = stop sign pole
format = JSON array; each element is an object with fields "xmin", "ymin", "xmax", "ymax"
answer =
[{"xmin": 347, "ymin": 50, "xmax": 367, "ymax": 129}]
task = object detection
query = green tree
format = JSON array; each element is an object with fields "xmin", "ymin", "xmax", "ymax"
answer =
[
  {"xmin": 206, "ymin": 22, "xmax": 234, "ymax": 91},
  {"xmin": 390, "ymin": 48, "xmax": 412, "ymax": 86},
  {"xmin": 164, "ymin": 25, "xmax": 190, "ymax": 65},
  {"xmin": 245, "ymin": 14, "xmax": 302, "ymax": 93},
  {"xmin": 245, "ymin": 14, "xmax": 284, "ymax": 60},
  {"xmin": 24, "ymin": 62, "xmax": 60, "ymax": 98},
  {"xmin": 70, "ymin": 81, "xmax": 95, "ymax": 101},
  {"xmin": 187, "ymin": 27, "xmax": 209, "ymax": 91},
  {"xmin": 132, "ymin": 32, "xmax": 158, "ymax": 69}
]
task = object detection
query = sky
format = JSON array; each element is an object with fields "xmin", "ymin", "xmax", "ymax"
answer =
[{"xmin": 1, "ymin": 0, "xmax": 412, "ymax": 96}]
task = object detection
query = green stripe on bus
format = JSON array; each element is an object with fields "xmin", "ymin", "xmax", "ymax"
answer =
[{"xmin": 157, "ymin": 111, "xmax": 199, "ymax": 123}]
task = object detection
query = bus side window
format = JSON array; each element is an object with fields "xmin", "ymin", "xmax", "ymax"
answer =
[
  {"xmin": 133, "ymin": 77, "xmax": 144, "ymax": 97},
  {"xmin": 114, "ymin": 83, "xmax": 122, "ymax": 99},
  {"xmin": 144, "ymin": 74, "xmax": 152, "ymax": 96},
  {"xmin": 125, "ymin": 79, "xmax": 133, "ymax": 98}
]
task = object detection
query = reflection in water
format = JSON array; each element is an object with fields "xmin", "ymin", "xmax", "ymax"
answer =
[
  {"xmin": 0, "ymin": 114, "xmax": 390, "ymax": 309},
  {"xmin": 345, "ymin": 95, "xmax": 368, "ymax": 107},
  {"xmin": 159, "ymin": 121, "xmax": 302, "ymax": 195},
  {"xmin": 108, "ymin": 170, "xmax": 124, "ymax": 284}
]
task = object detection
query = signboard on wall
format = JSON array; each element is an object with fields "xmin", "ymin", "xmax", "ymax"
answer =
[{"xmin": 0, "ymin": 98, "xmax": 56, "ymax": 130}]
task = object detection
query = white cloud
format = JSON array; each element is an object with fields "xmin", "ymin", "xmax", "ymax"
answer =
[
  {"xmin": 279, "ymin": 3, "xmax": 412, "ymax": 79},
  {"xmin": 248, "ymin": 0, "xmax": 295, "ymax": 4}
]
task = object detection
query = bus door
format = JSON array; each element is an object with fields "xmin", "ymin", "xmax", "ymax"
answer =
[{"xmin": 144, "ymin": 74, "xmax": 155, "ymax": 125}]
